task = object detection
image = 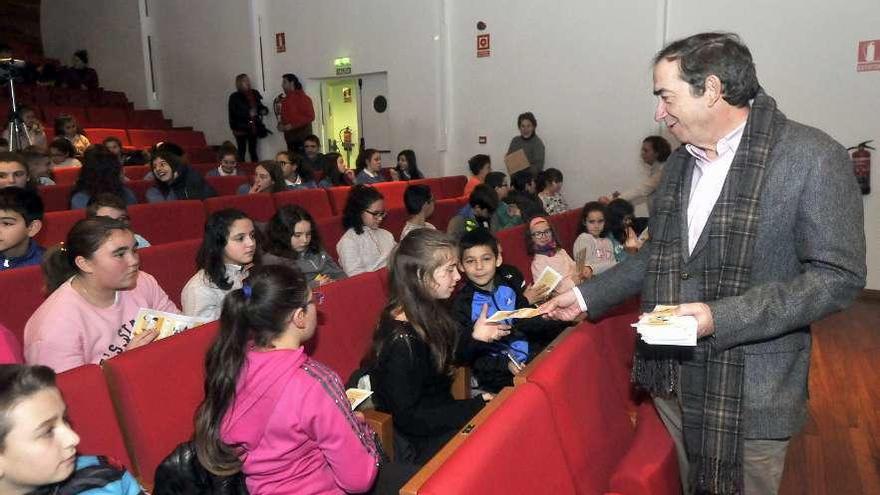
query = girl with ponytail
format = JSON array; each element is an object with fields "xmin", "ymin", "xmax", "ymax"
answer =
[
  {"xmin": 193, "ymin": 265, "xmax": 379, "ymax": 494},
  {"xmin": 24, "ymin": 217, "xmax": 178, "ymax": 372}
]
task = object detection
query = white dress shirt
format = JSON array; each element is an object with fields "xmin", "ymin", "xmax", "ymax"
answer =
[{"xmin": 572, "ymin": 121, "xmax": 747, "ymax": 312}]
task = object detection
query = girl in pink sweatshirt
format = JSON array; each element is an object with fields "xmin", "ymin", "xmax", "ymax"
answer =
[
  {"xmin": 193, "ymin": 265, "xmax": 379, "ymax": 495},
  {"xmin": 24, "ymin": 217, "xmax": 178, "ymax": 372}
]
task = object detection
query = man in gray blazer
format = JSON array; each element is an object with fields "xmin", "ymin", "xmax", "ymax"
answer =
[{"xmin": 542, "ymin": 33, "xmax": 866, "ymax": 494}]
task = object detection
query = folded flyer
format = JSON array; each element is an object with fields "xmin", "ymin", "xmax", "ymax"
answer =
[
  {"xmin": 487, "ymin": 307, "xmax": 545, "ymax": 323},
  {"xmin": 534, "ymin": 266, "xmax": 563, "ymax": 297},
  {"xmin": 346, "ymin": 388, "xmax": 373, "ymax": 411},
  {"xmin": 631, "ymin": 305, "xmax": 697, "ymax": 346},
  {"xmin": 132, "ymin": 309, "xmax": 211, "ymax": 340}
]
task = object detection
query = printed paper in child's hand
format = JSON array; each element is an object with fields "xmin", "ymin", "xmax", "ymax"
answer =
[
  {"xmin": 487, "ymin": 307, "xmax": 546, "ymax": 322},
  {"xmin": 346, "ymin": 388, "xmax": 373, "ymax": 411},
  {"xmin": 535, "ymin": 266, "xmax": 563, "ymax": 295}
]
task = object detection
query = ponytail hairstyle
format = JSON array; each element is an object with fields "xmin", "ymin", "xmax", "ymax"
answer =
[
  {"xmin": 42, "ymin": 217, "xmax": 131, "ymax": 293},
  {"xmin": 194, "ymin": 265, "xmax": 309, "ymax": 475},
  {"xmin": 355, "ymin": 148, "xmax": 379, "ymax": 174},
  {"xmin": 195, "ymin": 209, "xmax": 259, "ymax": 290},
  {"xmin": 267, "ymin": 205, "xmax": 322, "ymax": 259},
  {"xmin": 366, "ymin": 229, "xmax": 459, "ymax": 374},
  {"xmin": 0, "ymin": 364, "xmax": 57, "ymax": 449},
  {"xmin": 577, "ymin": 201, "xmax": 608, "ymax": 237}
]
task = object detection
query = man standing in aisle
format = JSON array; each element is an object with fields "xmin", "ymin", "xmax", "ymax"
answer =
[
  {"xmin": 542, "ymin": 32, "xmax": 866, "ymax": 494},
  {"xmin": 276, "ymin": 73, "xmax": 315, "ymax": 154}
]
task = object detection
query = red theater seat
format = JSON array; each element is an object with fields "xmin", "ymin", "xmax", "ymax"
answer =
[
  {"xmin": 308, "ymin": 271, "xmax": 386, "ymax": 383},
  {"xmin": 608, "ymin": 402, "xmax": 681, "ymax": 495},
  {"xmin": 0, "ymin": 265, "xmax": 46, "ymax": 347},
  {"xmin": 128, "ymin": 129, "xmax": 169, "ymax": 149},
  {"xmin": 188, "ymin": 162, "xmax": 217, "ymax": 176},
  {"xmin": 407, "ymin": 178, "xmax": 444, "ymax": 200},
  {"xmin": 126, "ymin": 179, "xmax": 154, "ymax": 203},
  {"xmin": 205, "ymin": 193, "xmax": 275, "ymax": 222},
  {"xmin": 373, "ymin": 181, "xmax": 407, "ymax": 210},
  {"xmin": 128, "ymin": 200, "xmax": 205, "ymax": 245},
  {"xmin": 204, "ymin": 175, "xmax": 249, "ymax": 197},
  {"xmin": 166, "ymin": 129, "xmax": 207, "ymax": 148},
  {"xmin": 51, "ymin": 167, "xmax": 81, "ymax": 186},
  {"xmin": 273, "ymin": 189, "xmax": 333, "ymax": 219},
  {"xmin": 410, "ymin": 385, "xmax": 577, "ymax": 495},
  {"xmin": 382, "ymin": 207, "xmax": 407, "ymax": 241},
  {"xmin": 97, "ymin": 91, "xmax": 129, "ymax": 107},
  {"xmin": 85, "ymin": 128, "xmax": 131, "ymax": 146},
  {"xmin": 37, "ymin": 209, "xmax": 85, "ymax": 246},
  {"xmin": 495, "ymin": 224, "xmax": 532, "ymax": 283},
  {"xmin": 551, "ymin": 208, "xmax": 581, "ymax": 252},
  {"xmin": 102, "ymin": 322, "xmax": 220, "ymax": 487},
  {"xmin": 86, "ymin": 107, "xmax": 129, "ymax": 128},
  {"xmin": 327, "ymin": 186, "xmax": 351, "ymax": 215},
  {"xmin": 138, "ymin": 239, "xmax": 201, "ymax": 308},
  {"xmin": 40, "ymin": 184, "xmax": 75, "ymax": 212},
  {"xmin": 42, "ymin": 105, "xmax": 89, "ymax": 127},
  {"xmin": 123, "ymin": 165, "xmax": 152, "ymax": 181},
  {"xmin": 128, "ymin": 110, "xmax": 168, "ymax": 129},
  {"xmin": 186, "ymin": 147, "xmax": 217, "ymax": 164},
  {"xmin": 316, "ymin": 216, "xmax": 344, "ymax": 261},
  {"xmin": 56, "ymin": 365, "xmax": 135, "ymax": 472},
  {"xmin": 440, "ymin": 175, "xmax": 467, "ymax": 199},
  {"xmin": 430, "ymin": 197, "xmax": 466, "ymax": 232}
]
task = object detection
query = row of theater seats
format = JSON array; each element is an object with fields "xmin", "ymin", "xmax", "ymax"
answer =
[
  {"xmin": 37, "ymin": 174, "xmax": 468, "ymax": 241},
  {"xmin": 5, "ymin": 176, "xmax": 470, "ymax": 344},
  {"xmin": 36, "ymin": 209, "xmax": 678, "ymax": 493},
  {"xmin": 2, "ymin": 86, "xmax": 130, "ymax": 109},
  {"xmin": 18, "ymin": 108, "xmax": 171, "ymax": 135}
]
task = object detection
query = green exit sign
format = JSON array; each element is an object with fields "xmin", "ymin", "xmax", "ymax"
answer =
[{"xmin": 334, "ymin": 57, "xmax": 351, "ymax": 75}]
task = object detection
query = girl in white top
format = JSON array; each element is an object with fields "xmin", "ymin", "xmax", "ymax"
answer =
[
  {"xmin": 572, "ymin": 201, "xmax": 619, "ymax": 279},
  {"xmin": 336, "ymin": 185, "xmax": 396, "ymax": 276},
  {"xmin": 182, "ymin": 209, "xmax": 258, "ymax": 319}
]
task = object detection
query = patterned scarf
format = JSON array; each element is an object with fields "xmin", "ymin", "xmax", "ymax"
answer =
[{"xmin": 634, "ymin": 90, "xmax": 787, "ymax": 494}]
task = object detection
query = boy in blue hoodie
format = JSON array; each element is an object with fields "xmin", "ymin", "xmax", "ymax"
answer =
[
  {"xmin": 0, "ymin": 187, "xmax": 45, "ymax": 271},
  {"xmin": 446, "ymin": 184, "xmax": 498, "ymax": 240},
  {"xmin": 452, "ymin": 228, "xmax": 567, "ymax": 392}
]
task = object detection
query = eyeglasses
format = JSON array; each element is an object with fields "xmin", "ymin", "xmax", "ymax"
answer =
[
  {"xmin": 530, "ymin": 229, "xmax": 552, "ymax": 238},
  {"xmin": 365, "ymin": 209, "xmax": 387, "ymax": 219}
]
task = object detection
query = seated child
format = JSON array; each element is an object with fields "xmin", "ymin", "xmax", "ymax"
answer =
[
  {"xmin": 47, "ymin": 138, "xmax": 82, "ymax": 169},
  {"xmin": 400, "ymin": 184, "xmax": 436, "ymax": 239},
  {"xmin": 278, "ymin": 152, "xmax": 318, "ymax": 189},
  {"xmin": 606, "ymin": 197, "xmax": 644, "ymax": 259},
  {"xmin": 527, "ymin": 216, "xmax": 588, "ymax": 294},
  {"xmin": 463, "ymin": 154, "xmax": 491, "ymax": 197},
  {"xmin": 86, "ymin": 193, "xmax": 151, "ymax": 249},
  {"xmin": 537, "ymin": 167, "xmax": 570, "ymax": 215},
  {"xmin": 446, "ymin": 184, "xmax": 498, "ymax": 240},
  {"xmin": 336, "ymin": 185, "xmax": 396, "ymax": 276},
  {"xmin": 0, "ymin": 187, "xmax": 45, "ymax": 270},
  {"xmin": 25, "ymin": 217, "xmax": 178, "ymax": 372},
  {"xmin": 206, "ymin": 146, "xmax": 245, "ymax": 177},
  {"xmin": 181, "ymin": 209, "xmax": 258, "ymax": 320},
  {"xmin": 453, "ymin": 228, "xmax": 566, "ymax": 393},
  {"xmin": 54, "ymin": 114, "xmax": 90, "ymax": 157},
  {"xmin": 0, "ymin": 152, "xmax": 31, "ymax": 189},
  {"xmin": 264, "ymin": 204, "xmax": 345, "ymax": 286},
  {"xmin": 572, "ymin": 201, "xmax": 619, "ymax": 277},
  {"xmin": 354, "ymin": 148, "xmax": 388, "ymax": 185},
  {"xmin": 0, "ymin": 364, "xmax": 144, "ymax": 494},
  {"xmin": 237, "ymin": 160, "xmax": 287, "ymax": 195},
  {"xmin": 485, "ymin": 171, "xmax": 520, "ymax": 230},
  {"xmin": 22, "ymin": 149, "xmax": 55, "ymax": 186}
]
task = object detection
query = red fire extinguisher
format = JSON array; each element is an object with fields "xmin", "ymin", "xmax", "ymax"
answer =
[{"xmin": 847, "ymin": 140, "xmax": 873, "ymax": 195}]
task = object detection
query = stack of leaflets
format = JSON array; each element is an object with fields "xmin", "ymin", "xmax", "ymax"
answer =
[
  {"xmin": 346, "ymin": 388, "xmax": 373, "ymax": 411},
  {"xmin": 132, "ymin": 309, "xmax": 211, "ymax": 340},
  {"xmin": 486, "ymin": 307, "xmax": 545, "ymax": 323},
  {"xmin": 533, "ymin": 266, "xmax": 563, "ymax": 299},
  {"xmin": 631, "ymin": 305, "xmax": 698, "ymax": 346}
]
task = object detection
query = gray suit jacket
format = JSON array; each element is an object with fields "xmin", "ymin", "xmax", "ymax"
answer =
[{"xmin": 578, "ymin": 118, "xmax": 866, "ymax": 439}]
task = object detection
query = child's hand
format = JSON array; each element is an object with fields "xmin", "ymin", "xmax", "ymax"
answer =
[
  {"xmin": 524, "ymin": 283, "xmax": 548, "ymax": 304},
  {"xmin": 314, "ymin": 274, "xmax": 331, "ymax": 286},
  {"xmin": 389, "ymin": 169, "xmax": 400, "ymax": 181},
  {"xmin": 128, "ymin": 328, "xmax": 158, "ymax": 351},
  {"xmin": 472, "ymin": 304, "xmax": 511, "ymax": 343},
  {"xmin": 249, "ymin": 182, "xmax": 263, "ymax": 194},
  {"xmin": 579, "ymin": 265, "xmax": 593, "ymax": 281},
  {"xmin": 624, "ymin": 227, "xmax": 643, "ymax": 253},
  {"xmin": 481, "ymin": 392, "xmax": 496, "ymax": 402}
]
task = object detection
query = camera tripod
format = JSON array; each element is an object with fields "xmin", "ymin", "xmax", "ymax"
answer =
[{"xmin": 1, "ymin": 58, "xmax": 33, "ymax": 151}]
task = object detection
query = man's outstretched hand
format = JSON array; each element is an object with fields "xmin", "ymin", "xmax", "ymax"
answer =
[{"xmin": 538, "ymin": 290, "xmax": 586, "ymax": 321}]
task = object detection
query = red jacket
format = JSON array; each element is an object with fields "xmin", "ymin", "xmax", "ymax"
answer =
[{"xmin": 280, "ymin": 89, "xmax": 315, "ymax": 129}]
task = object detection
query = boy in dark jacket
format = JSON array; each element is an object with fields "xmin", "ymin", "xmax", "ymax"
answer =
[{"xmin": 452, "ymin": 228, "xmax": 566, "ymax": 392}]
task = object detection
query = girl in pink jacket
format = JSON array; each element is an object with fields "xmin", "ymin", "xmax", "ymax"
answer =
[{"xmin": 193, "ymin": 265, "xmax": 379, "ymax": 494}]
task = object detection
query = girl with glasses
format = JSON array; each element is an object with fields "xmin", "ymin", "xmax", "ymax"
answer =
[
  {"xmin": 336, "ymin": 185, "xmax": 396, "ymax": 276},
  {"xmin": 525, "ymin": 216, "xmax": 588, "ymax": 296}
]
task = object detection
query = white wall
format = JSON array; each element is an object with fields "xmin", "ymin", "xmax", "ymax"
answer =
[
  {"xmin": 147, "ymin": 0, "xmax": 258, "ymax": 147},
  {"xmin": 666, "ymin": 0, "xmax": 880, "ymax": 289},
  {"xmin": 41, "ymin": 0, "xmax": 150, "ymax": 108},
  {"xmin": 253, "ymin": 0, "xmax": 447, "ymax": 175}
]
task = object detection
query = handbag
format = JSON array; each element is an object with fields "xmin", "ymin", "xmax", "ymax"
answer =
[{"xmin": 153, "ymin": 441, "xmax": 249, "ymax": 495}]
